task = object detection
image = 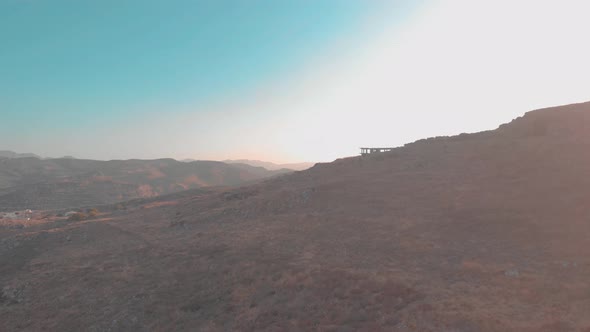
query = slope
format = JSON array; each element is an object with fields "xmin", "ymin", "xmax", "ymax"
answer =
[{"xmin": 1, "ymin": 102, "xmax": 590, "ymax": 331}]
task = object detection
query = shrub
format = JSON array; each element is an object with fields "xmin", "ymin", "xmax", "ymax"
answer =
[
  {"xmin": 68, "ymin": 212, "xmax": 87, "ymax": 221},
  {"xmin": 87, "ymin": 208, "xmax": 99, "ymax": 218}
]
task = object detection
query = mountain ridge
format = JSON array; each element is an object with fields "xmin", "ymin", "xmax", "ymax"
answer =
[
  {"xmin": 223, "ymin": 159, "xmax": 315, "ymax": 171},
  {"xmin": 0, "ymin": 151, "xmax": 41, "ymax": 159},
  {"xmin": 0, "ymin": 157, "xmax": 290, "ymax": 211}
]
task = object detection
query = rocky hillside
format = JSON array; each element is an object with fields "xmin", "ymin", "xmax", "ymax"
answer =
[
  {"xmin": 1, "ymin": 102, "xmax": 590, "ymax": 331},
  {"xmin": 0, "ymin": 158, "xmax": 290, "ymax": 211}
]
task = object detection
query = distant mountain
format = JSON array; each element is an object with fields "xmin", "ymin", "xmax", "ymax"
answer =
[
  {"xmin": 0, "ymin": 158, "xmax": 290, "ymax": 211},
  {"xmin": 224, "ymin": 159, "xmax": 314, "ymax": 171},
  {"xmin": 0, "ymin": 151, "xmax": 41, "ymax": 159},
  {"xmin": 223, "ymin": 162, "xmax": 293, "ymax": 177}
]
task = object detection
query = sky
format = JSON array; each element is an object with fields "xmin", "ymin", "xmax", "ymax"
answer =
[{"xmin": 1, "ymin": 0, "xmax": 589, "ymax": 163}]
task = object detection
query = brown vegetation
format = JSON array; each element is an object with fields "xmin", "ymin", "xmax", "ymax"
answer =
[
  {"xmin": 87, "ymin": 208, "xmax": 99, "ymax": 218},
  {"xmin": 67, "ymin": 212, "xmax": 87, "ymax": 221}
]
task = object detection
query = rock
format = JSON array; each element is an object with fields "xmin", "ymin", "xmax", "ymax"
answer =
[
  {"xmin": 300, "ymin": 188, "xmax": 314, "ymax": 204},
  {"xmin": 504, "ymin": 269, "xmax": 520, "ymax": 278},
  {"xmin": 561, "ymin": 261, "xmax": 577, "ymax": 268},
  {"xmin": 1, "ymin": 285, "xmax": 26, "ymax": 305}
]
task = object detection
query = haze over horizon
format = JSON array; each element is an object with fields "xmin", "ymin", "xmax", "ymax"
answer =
[{"xmin": 2, "ymin": 0, "xmax": 589, "ymax": 163}]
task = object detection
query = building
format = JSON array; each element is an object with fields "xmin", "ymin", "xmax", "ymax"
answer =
[{"xmin": 360, "ymin": 147, "xmax": 395, "ymax": 155}]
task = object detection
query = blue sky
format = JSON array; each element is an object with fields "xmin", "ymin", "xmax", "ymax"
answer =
[
  {"xmin": 2, "ymin": 0, "xmax": 589, "ymax": 162},
  {"xmin": 1, "ymin": 1, "xmax": 400, "ymax": 130}
]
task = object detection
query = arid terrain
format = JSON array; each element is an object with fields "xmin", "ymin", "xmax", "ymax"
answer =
[
  {"xmin": 0, "ymin": 158, "xmax": 291, "ymax": 211},
  {"xmin": 223, "ymin": 160, "xmax": 315, "ymax": 171},
  {"xmin": 2, "ymin": 102, "xmax": 590, "ymax": 331}
]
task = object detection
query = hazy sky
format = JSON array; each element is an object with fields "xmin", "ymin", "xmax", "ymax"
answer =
[{"xmin": 1, "ymin": 0, "xmax": 589, "ymax": 163}]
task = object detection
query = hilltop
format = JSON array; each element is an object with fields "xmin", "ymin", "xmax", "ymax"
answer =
[{"xmin": 1, "ymin": 102, "xmax": 590, "ymax": 331}]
